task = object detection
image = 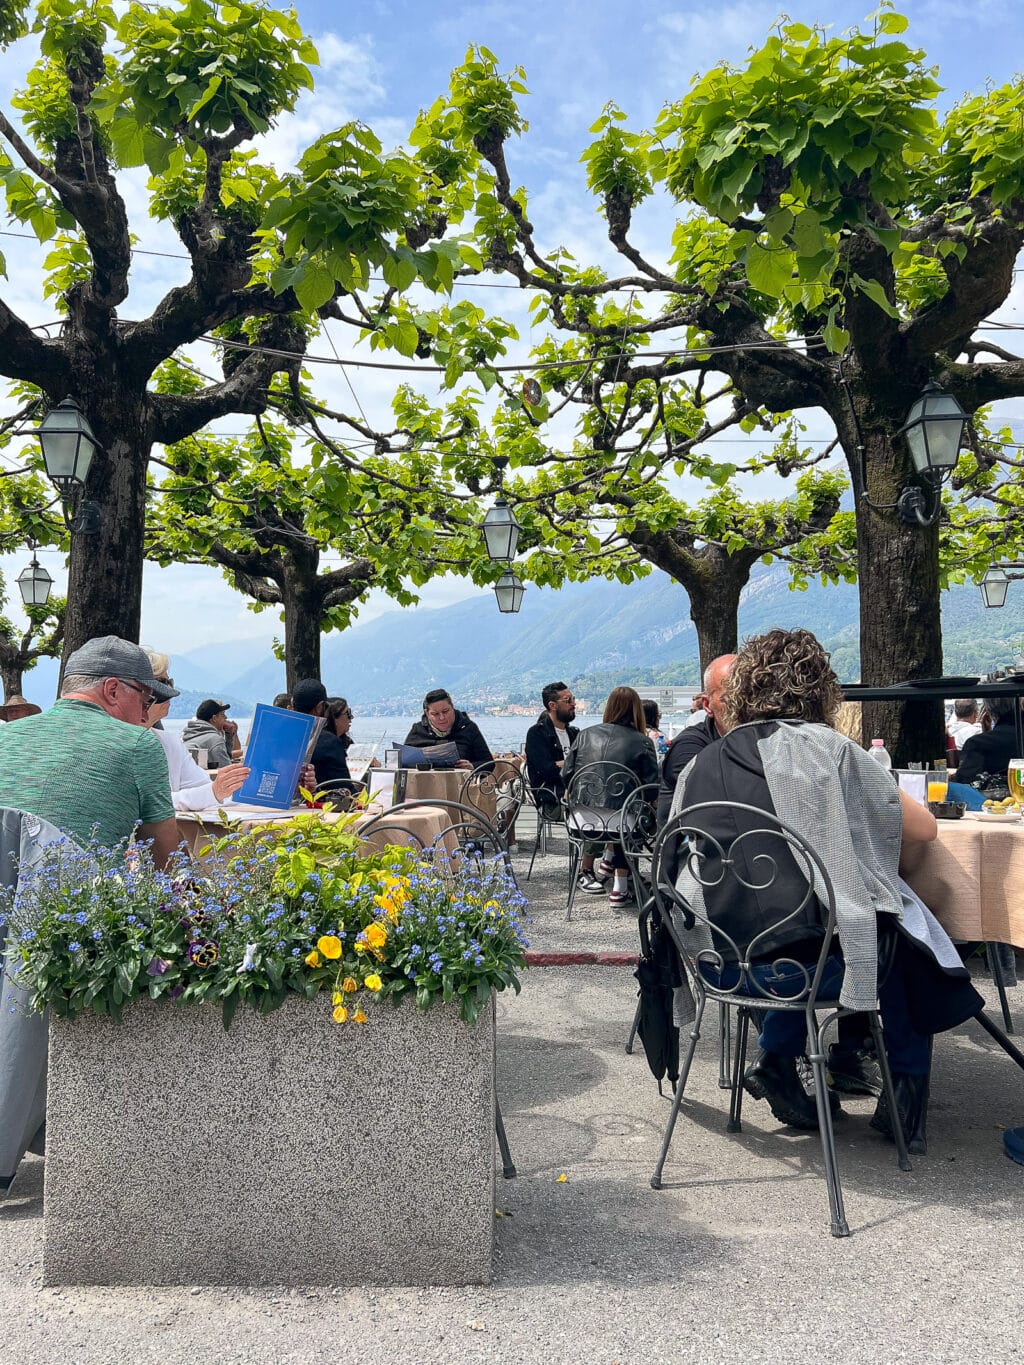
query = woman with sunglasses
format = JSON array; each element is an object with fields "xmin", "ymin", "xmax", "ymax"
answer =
[
  {"xmin": 309, "ymin": 696, "xmax": 361, "ymax": 795},
  {"xmin": 142, "ymin": 651, "xmax": 250, "ymax": 810}
]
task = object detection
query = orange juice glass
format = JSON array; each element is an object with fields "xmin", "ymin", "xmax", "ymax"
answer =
[{"xmin": 927, "ymin": 779, "xmax": 948, "ymax": 802}]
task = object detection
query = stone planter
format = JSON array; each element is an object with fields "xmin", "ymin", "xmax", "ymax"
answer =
[{"xmin": 43, "ymin": 994, "xmax": 495, "ymax": 1286}]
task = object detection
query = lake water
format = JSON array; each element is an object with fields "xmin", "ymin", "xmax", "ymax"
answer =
[{"xmin": 164, "ymin": 709, "xmax": 695, "ymax": 754}]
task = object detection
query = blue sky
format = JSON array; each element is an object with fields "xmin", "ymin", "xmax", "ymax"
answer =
[{"xmin": 2, "ymin": 1, "xmax": 1023, "ymax": 657}]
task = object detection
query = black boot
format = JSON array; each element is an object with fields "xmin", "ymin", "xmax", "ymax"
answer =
[
  {"xmin": 827, "ymin": 1043, "xmax": 883, "ymax": 1098},
  {"xmin": 743, "ymin": 1048, "xmax": 824, "ymax": 1130},
  {"xmin": 870, "ymin": 1072, "xmax": 929, "ymax": 1155}
]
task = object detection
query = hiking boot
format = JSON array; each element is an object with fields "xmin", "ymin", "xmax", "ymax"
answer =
[
  {"xmin": 743, "ymin": 1048, "xmax": 822, "ymax": 1130},
  {"xmin": 870, "ymin": 1072, "xmax": 929, "ymax": 1155},
  {"xmin": 827, "ymin": 1044, "xmax": 883, "ymax": 1098},
  {"xmin": 577, "ymin": 871, "xmax": 606, "ymax": 894}
]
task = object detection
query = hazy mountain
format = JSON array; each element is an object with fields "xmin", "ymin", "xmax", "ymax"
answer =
[{"xmin": 17, "ymin": 565, "xmax": 1024, "ymax": 713}]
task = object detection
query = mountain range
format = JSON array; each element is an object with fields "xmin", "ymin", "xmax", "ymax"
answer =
[{"xmin": 17, "ymin": 562, "xmax": 1024, "ymax": 715}]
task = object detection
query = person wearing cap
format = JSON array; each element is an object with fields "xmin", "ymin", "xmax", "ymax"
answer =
[
  {"xmin": 181, "ymin": 699, "xmax": 240, "ymax": 770},
  {"xmin": 292, "ymin": 678, "xmax": 360, "ymax": 795},
  {"xmin": 0, "ymin": 635, "xmax": 179, "ymax": 865}
]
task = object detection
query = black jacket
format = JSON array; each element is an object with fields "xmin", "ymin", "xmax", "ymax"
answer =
[
  {"xmin": 312, "ymin": 730, "xmax": 359, "ymax": 792},
  {"xmin": 524, "ymin": 712, "xmax": 579, "ymax": 804},
  {"xmin": 404, "ymin": 710, "xmax": 494, "ymax": 770},
  {"xmin": 562, "ymin": 720, "xmax": 659, "ymax": 808},
  {"xmin": 954, "ymin": 719, "xmax": 1019, "ymax": 787},
  {"xmin": 658, "ymin": 716, "xmax": 718, "ymax": 823}
]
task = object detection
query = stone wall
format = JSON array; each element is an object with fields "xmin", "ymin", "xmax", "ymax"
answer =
[{"xmin": 43, "ymin": 994, "xmax": 495, "ymax": 1286}]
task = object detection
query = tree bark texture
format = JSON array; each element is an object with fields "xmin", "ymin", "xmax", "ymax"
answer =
[{"xmin": 0, "ymin": 660, "xmax": 24, "ymax": 700}]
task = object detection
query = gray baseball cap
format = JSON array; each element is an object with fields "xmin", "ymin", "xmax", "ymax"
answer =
[{"xmin": 64, "ymin": 636, "xmax": 180, "ymax": 701}]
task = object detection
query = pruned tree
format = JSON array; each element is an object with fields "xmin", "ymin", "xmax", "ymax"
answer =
[
  {"xmin": 0, "ymin": 0, "xmax": 481, "ymax": 659},
  {"xmin": 411, "ymin": 13, "xmax": 1024, "ymax": 759}
]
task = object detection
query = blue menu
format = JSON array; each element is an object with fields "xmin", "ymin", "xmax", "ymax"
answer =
[{"xmin": 234, "ymin": 703, "xmax": 318, "ymax": 810}]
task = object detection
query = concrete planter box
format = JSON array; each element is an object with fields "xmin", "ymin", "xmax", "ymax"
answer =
[{"xmin": 43, "ymin": 994, "xmax": 495, "ymax": 1287}]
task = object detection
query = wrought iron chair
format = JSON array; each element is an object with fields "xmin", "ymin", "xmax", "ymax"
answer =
[
  {"xmin": 523, "ymin": 771, "xmax": 567, "ymax": 880},
  {"xmin": 312, "ymin": 779, "xmax": 361, "ymax": 810},
  {"xmin": 563, "ymin": 761, "xmax": 642, "ymax": 921},
  {"xmin": 619, "ymin": 783, "xmax": 662, "ymax": 1052},
  {"xmin": 355, "ymin": 799, "xmax": 517, "ymax": 1179},
  {"xmin": 460, "ymin": 760, "xmax": 526, "ymax": 847},
  {"xmin": 648, "ymin": 800, "xmax": 912, "ymax": 1238}
]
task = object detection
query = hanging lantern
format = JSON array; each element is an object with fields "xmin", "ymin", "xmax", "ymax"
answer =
[
  {"xmin": 493, "ymin": 570, "xmax": 525, "ymax": 614},
  {"xmin": 17, "ymin": 556, "xmax": 53, "ymax": 607}
]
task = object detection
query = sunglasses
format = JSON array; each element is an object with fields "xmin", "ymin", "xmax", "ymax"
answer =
[{"xmin": 117, "ymin": 678, "xmax": 155, "ymax": 710}]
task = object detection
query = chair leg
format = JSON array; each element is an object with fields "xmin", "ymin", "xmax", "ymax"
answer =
[
  {"xmin": 986, "ymin": 942, "xmax": 1015, "ymax": 1035},
  {"xmin": 726, "ymin": 1008, "xmax": 750, "ymax": 1133},
  {"xmin": 495, "ymin": 1097, "xmax": 516, "ymax": 1180},
  {"xmin": 565, "ymin": 844, "xmax": 581, "ymax": 921},
  {"xmin": 973, "ymin": 1008, "xmax": 1024, "ymax": 1072},
  {"xmin": 718, "ymin": 1001, "xmax": 732, "ymax": 1090},
  {"xmin": 808, "ymin": 1016, "xmax": 851, "ymax": 1238},
  {"xmin": 865, "ymin": 1012, "xmax": 913, "ymax": 1174},
  {"xmin": 526, "ymin": 820, "xmax": 543, "ymax": 881},
  {"xmin": 650, "ymin": 997, "xmax": 706, "ymax": 1189},
  {"xmin": 625, "ymin": 996, "xmax": 642, "ymax": 1054}
]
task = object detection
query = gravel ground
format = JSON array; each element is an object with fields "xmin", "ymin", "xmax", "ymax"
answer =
[{"xmin": 2, "ymin": 826, "xmax": 1023, "ymax": 1363}]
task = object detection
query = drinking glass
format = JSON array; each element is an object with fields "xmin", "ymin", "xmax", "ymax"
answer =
[
  {"xmin": 927, "ymin": 759, "xmax": 948, "ymax": 804},
  {"xmin": 1008, "ymin": 759, "xmax": 1024, "ymax": 803}
]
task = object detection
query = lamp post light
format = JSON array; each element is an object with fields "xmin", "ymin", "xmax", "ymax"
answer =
[
  {"xmin": 896, "ymin": 381, "xmax": 969, "ymax": 528},
  {"xmin": 16, "ymin": 554, "xmax": 53, "ymax": 607},
  {"xmin": 493, "ymin": 569, "xmax": 526, "ymax": 614},
  {"xmin": 36, "ymin": 396, "xmax": 102, "ymax": 534},
  {"xmin": 980, "ymin": 562, "xmax": 1024, "ymax": 609}
]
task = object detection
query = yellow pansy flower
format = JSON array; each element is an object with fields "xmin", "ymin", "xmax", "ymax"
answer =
[
  {"xmin": 305, "ymin": 949, "xmax": 321, "ymax": 968},
  {"xmin": 354, "ymin": 939, "xmax": 368, "ymax": 954},
  {"xmin": 342, "ymin": 976, "xmax": 358, "ymax": 994},
  {"xmin": 332, "ymin": 990, "xmax": 343, "ymax": 1006},
  {"xmin": 354, "ymin": 1008, "xmax": 368, "ymax": 1024},
  {"xmin": 317, "ymin": 934, "xmax": 343, "ymax": 960},
  {"xmin": 364, "ymin": 973, "xmax": 382, "ymax": 992},
  {"xmin": 365, "ymin": 922, "xmax": 388, "ymax": 949},
  {"xmin": 333, "ymin": 1004, "xmax": 348, "ymax": 1023}
]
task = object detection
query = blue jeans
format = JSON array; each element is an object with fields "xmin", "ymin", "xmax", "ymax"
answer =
[{"xmin": 701, "ymin": 952, "xmax": 930, "ymax": 1075}]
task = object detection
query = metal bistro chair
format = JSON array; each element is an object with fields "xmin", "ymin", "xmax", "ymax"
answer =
[
  {"xmin": 356, "ymin": 799, "xmax": 517, "ymax": 1180},
  {"xmin": 563, "ymin": 762, "xmax": 642, "ymax": 921},
  {"xmin": 619, "ymin": 783, "xmax": 663, "ymax": 1054},
  {"xmin": 460, "ymin": 760, "xmax": 527, "ymax": 848},
  {"xmin": 523, "ymin": 772, "xmax": 568, "ymax": 881},
  {"xmin": 648, "ymin": 801, "xmax": 912, "ymax": 1239}
]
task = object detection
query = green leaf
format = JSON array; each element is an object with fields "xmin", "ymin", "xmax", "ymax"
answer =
[
  {"xmin": 222, "ymin": 993, "xmax": 240, "ymax": 1032},
  {"xmin": 851, "ymin": 273, "xmax": 900, "ymax": 318},
  {"xmin": 823, "ymin": 319, "xmax": 851, "ymax": 354},
  {"xmin": 293, "ymin": 261, "xmax": 336, "ymax": 312},
  {"xmin": 745, "ymin": 241, "xmax": 793, "ymax": 297},
  {"xmin": 391, "ymin": 321, "xmax": 420, "ymax": 357}
]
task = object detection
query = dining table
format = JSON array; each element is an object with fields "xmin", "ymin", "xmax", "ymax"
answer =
[
  {"xmin": 174, "ymin": 800, "xmax": 460, "ymax": 863},
  {"xmin": 900, "ymin": 814, "xmax": 1024, "ymax": 951}
]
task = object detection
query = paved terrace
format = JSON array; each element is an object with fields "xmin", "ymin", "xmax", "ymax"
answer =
[{"xmin": 1, "ymin": 826, "xmax": 1022, "ymax": 1363}]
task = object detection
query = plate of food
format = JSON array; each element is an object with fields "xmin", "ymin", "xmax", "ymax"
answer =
[{"xmin": 970, "ymin": 799, "xmax": 1023, "ymax": 821}]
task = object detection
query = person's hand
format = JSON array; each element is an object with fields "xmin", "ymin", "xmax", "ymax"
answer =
[
  {"xmin": 212, "ymin": 763, "xmax": 250, "ymax": 801},
  {"xmin": 555, "ymin": 759, "xmax": 564, "ymax": 769},
  {"xmin": 455, "ymin": 759, "xmax": 472, "ymax": 770},
  {"xmin": 298, "ymin": 763, "xmax": 317, "ymax": 792}
]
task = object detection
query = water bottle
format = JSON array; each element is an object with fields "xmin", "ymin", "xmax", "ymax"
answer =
[{"xmin": 868, "ymin": 738, "xmax": 892, "ymax": 772}]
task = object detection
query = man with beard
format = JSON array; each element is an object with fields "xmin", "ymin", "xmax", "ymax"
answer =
[{"xmin": 525, "ymin": 681, "xmax": 579, "ymax": 815}]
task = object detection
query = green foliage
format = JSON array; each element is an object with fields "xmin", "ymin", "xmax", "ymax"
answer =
[{"xmin": 0, "ymin": 0, "xmax": 29, "ymax": 45}]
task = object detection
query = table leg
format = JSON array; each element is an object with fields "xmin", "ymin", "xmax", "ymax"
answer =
[{"xmin": 986, "ymin": 942, "xmax": 1015, "ymax": 1035}]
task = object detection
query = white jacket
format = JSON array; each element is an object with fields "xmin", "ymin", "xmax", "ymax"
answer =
[{"xmin": 153, "ymin": 728, "xmax": 217, "ymax": 812}]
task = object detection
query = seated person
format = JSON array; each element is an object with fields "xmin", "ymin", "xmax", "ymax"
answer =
[
  {"xmin": 272, "ymin": 692, "xmax": 292, "ymax": 710},
  {"xmin": 563, "ymin": 685, "xmax": 659, "ymax": 907},
  {"xmin": 658, "ymin": 654, "xmax": 735, "ymax": 823},
  {"xmin": 292, "ymin": 680, "xmax": 361, "ymax": 797},
  {"xmin": 669, "ymin": 627, "xmax": 983, "ymax": 1151},
  {"xmin": 404, "ymin": 688, "xmax": 493, "ymax": 771},
  {"xmin": 181, "ymin": 699, "xmax": 239, "ymax": 769},
  {"xmin": 954, "ymin": 696, "xmax": 1021, "ymax": 788},
  {"xmin": 143, "ymin": 651, "xmax": 249, "ymax": 809},
  {"xmin": 524, "ymin": 681, "xmax": 578, "ymax": 815}
]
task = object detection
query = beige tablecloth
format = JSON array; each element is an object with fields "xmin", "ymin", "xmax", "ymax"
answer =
[{"xmin": 901, "ymin": 817, "xmax": 1024, "ymax": 949}]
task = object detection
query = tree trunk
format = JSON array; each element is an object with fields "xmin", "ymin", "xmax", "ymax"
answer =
[
  {"xmin": 852, "ymin": 427, "xmax": 946, "ymax": 766},
  {"xmin": 62, "ymin": 395, "xmax": 150, "ymax": 662},
  {"xmin": 281, "ymin": 571, "xmax": 324, "ymax": 690},
  {"xmin": 689, "ymin": 571, "xmax": 744, "ymax": 675},
  {"xmin": 0, "ymin": 659, "xmax": 24, "ymax": 700}
]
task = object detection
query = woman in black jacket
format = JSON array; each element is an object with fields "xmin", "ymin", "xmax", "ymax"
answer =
[
  {"xmin": 404, "ymin": 688, "xmax": 494, "ymax": 771},
  {"xmin": 562, "ymin": 685, "xmax": 659, "ymax": 906}
]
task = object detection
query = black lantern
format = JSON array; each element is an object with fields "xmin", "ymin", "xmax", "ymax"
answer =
[
  {"xmin": 482, "ymin": 496, "xmax": 522, "ymax": 562},
  {"xmin": 37, "ymin": 396, "xmax": 101, "ymax": 533},
  {"xmin": 493, "ymin": 570, "xmax": 525, "ymax": 614},
  {"xmin": 16, "ymin": 555, "xmax": 53, "ymax": 607},
  {"xmin": 897, "ymin": 381, "xmax": 969, "ymax": 527},
  {"xmin": 981, "ymin": 566, "xmax": 1010, "ymax": 609}
]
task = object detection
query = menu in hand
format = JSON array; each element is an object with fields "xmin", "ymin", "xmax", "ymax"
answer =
[{"xmin": 234, "ymin": 703, "xmax": 318, "ymax": 809}]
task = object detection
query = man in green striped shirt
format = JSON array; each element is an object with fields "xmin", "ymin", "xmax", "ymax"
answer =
[{"xmin": 0, "ymin": 636, "xmax": 180, "ymax": 865}]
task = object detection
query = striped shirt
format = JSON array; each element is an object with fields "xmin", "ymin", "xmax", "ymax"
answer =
[{"xmin": 0, "ymin": 699, "xmax": 174, "ymax": 847}]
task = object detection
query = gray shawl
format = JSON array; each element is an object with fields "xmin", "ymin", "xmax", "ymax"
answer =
[{"xmin": 669, "ymin": 721, "xmax": 960, "ymax": 1015}]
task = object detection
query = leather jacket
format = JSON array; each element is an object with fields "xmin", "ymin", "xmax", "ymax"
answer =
[{"xmin": 562, "ymin": 721, "xmax": 659, "ymax": 808}]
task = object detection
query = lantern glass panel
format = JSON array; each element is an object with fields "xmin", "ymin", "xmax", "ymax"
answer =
[
  {"xmin": 17, "ymin": 561, "xmax": 53, "ymax": 607},
  {"xmin": 981, "ymin": 568, "xmax": 1010, "ymax": 609},
  {"xmin": 482, "ymin": 499, "xmax": 521, "ymax": 562},
  {"xmin": 494, "ymin": 571, "xmax": 525, "ymax": 613},
  {"xmin": 38, "ymin": 401, "xmax": 98, "ymax": 485},
  {"xmin": 903, "ymin": 388, "xmax": 967, "ymax": 473}
]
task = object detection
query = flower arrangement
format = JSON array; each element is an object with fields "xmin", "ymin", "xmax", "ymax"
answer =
[{"xmin": 1, "ymin": 812, "xmax": 528, "ymax": 1030}]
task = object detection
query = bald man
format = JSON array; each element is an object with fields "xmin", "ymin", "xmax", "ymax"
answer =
[{"xmin": 657, "ymin": 653, "xmax": 737, "ymax": 823}]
